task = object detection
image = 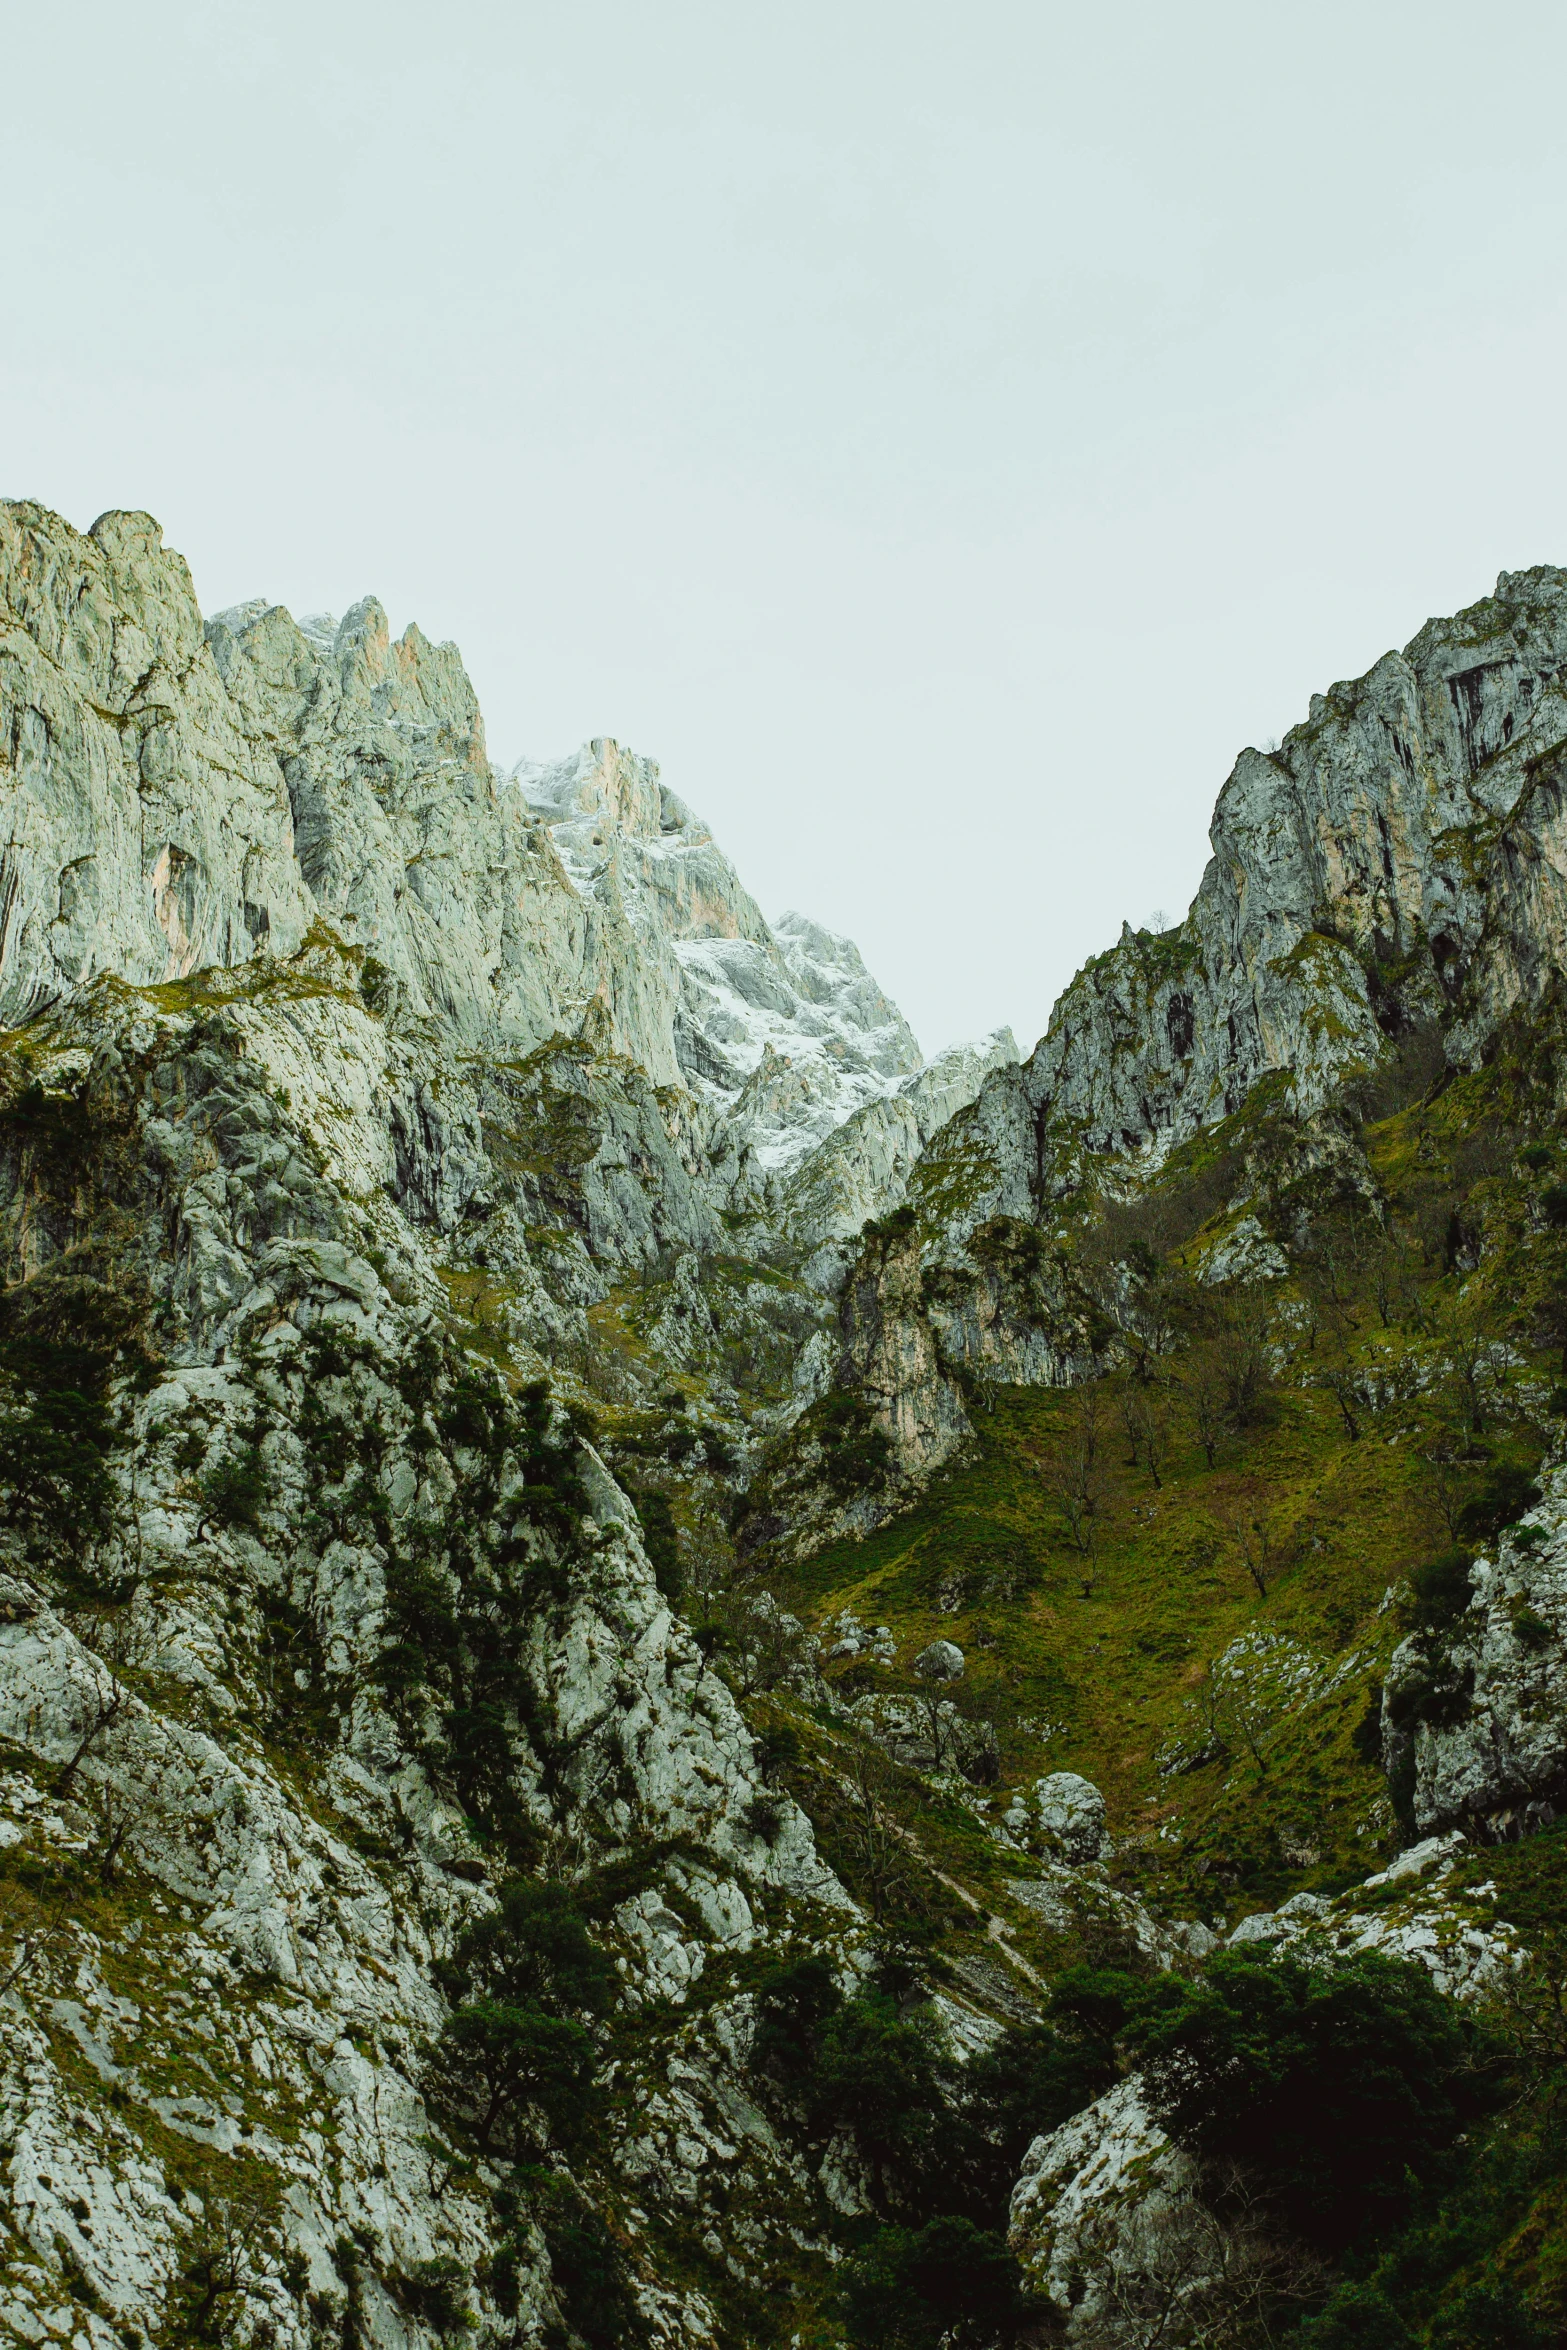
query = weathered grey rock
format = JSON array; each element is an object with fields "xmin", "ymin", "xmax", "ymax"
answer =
[
  {"xmin": 773, "ymin": 1028, "xmax": 1019, "ymax": 1290},
  {"xmin": 1384, "ymin": 1471, "xmax": 1567, "ymax": 1839},
  {"xmin": 913, "ymin": 1639, "xmax": 965, "ymax": 1681},
  {"xmin": 1031, "ymin": 1770, "xmax": 1109, "ymax": 1862},
  {"xmin": 1009, "ymin": 2078, "xmax": 1197, "ymax": 2341},
  {"xmin": 0, "ymin": 504, "xmax": 315, "ymax": 1019},
  {"xmin": 827, "ymin": 567, "xmax": 1567, "ymax": 1503},
  {"xmin": 0, "ymin": 975, "xmax": 857, "ymax": 2346}
]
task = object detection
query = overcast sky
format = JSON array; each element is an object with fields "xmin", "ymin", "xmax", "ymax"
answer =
[{"xmin": 8, "ymin": 2, "xmax": 1567, "ymax": 1057}]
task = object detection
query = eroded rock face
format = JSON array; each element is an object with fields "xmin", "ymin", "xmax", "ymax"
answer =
[
  {"xmin": 0, "ymin": 972, "xmax": 866, "ymax": 2345},
  {"xmin": 825, "ymin": 567, "xmax": 1567, "ymax": 1505},
  {"xmin": 0, "ymin": 504, "xmax": 315, "ymax": 1018},
  {"xmin": 2, "ymin": 501, "xmax": 1004, "ymax": 1257},
  {"xmin": 1029, "ymin": 1771, "xmax": 1109, "ymax": 1864},
  {"xmin": 1384, "ymin": 1473, "xmax": 1567, "ymax": 1841}
]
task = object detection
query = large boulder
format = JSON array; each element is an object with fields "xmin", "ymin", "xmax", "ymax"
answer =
[
  {"xmin": 1031, "ymin": 1770, "xmax": 1109, "ymax": 1863},
  {"xmin": 1009, "ymin": 2078, "xmax": 1200, "ymax": 2342},
  {"xmin": 913, "ymin": 1638, "xmax": 965, "ymax": 1681}
]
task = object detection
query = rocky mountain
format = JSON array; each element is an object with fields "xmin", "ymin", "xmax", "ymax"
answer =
[
  {"xmin": 791, "ymin": 566, "xmax": 1567, "ymax": 1510},
  {"xmin": 2, "ymin": 506, "xmax": 1566, "ymax": 2350}
]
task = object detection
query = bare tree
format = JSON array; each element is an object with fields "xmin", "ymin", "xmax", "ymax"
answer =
[
  {"xmin": 1047, "ymin": 1389, "xmax": 1109, "ymax": 1576},
  {"xmin": 1420, "ymin": 1423, "xmax": 1471, "ymax": 1541},
  {"xmin": 1138, "ymin": 1389, "xmax": 1171, "ymax": 1490},
  {"xmin": 0, "ymin": 1888, "xmax": 70, "ymax": 2000},
  {"xmin": 839, "ymin": 1751, "xmax": 914, "ymax": 1922},
  {"xmin": 1079, "ymin": 2163, "xmax": 1329, "ymax": 2349},
  {"xmin": 1182, "ymin": 1350, "xmax": 1227, "ymax": 1470},
  {"xmin": 1212, "ymin": 1504, "xmax": 1285, "ymax": 1601}
]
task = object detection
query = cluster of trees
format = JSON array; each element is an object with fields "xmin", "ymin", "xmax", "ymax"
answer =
[
  {"xmin": 742, "ymin": 1935, "xmax": 1551, "ymax": 2349},
  {"xmin": 749, "ymin": 1939, "xmax": 1121, "ymax": 2344}
]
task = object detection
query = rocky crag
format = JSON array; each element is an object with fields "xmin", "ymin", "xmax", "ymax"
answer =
[
  {"xmin": 0, "ymin": 503, "xmax": 1020, "ymax": 2349},
  {"xmin": 776, "ymin": 566, "xmax": 1567, "ymax": 1515},
  {"xmin": 3, "ymin": 503, "xmax": 1567, "ymax": 2350}
]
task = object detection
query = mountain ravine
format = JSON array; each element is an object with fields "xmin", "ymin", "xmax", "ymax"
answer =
[{"xmin": 2, "ymin": 501, "xmax": 1566, "ymax": 2350}]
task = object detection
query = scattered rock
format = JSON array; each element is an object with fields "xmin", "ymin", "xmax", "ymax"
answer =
[
  {"xmin": 1031, "ymin": 1771, "xmax": 1109, "ymax": 1862},
  {"xmin": 914, "ymin": 1639, "xmax": 965, "ymax": 1681}
]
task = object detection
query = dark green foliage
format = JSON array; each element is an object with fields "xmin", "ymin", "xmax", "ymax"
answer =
[
  {"xmin": 743, "ymin": 1792, "xmax": 785, "ymax": 1845},
  {"xmin": 753, "ymin": 1950, "xmax": 952, "ymax": 2203},
  {"xmin": 1127, "ymin": 1950, "xmax": 1497, "ymax": 2257},
  {"xmin": 1540, "ymin": 1184, "xmax": 1567, "ymax": 1228},
  {"xmin": 810, "ymin": 1989, "xmax": 948, "ymax": 2195},
  {"xmin": 838, "ymin": 2216, "xmax": 1031, "ymax": 2348},
  {"xmin": 753, "ymin": 1721, "xmax": 802, "ymax": 1781},
  {"xmin": 1456, "ymin": 1463, "xmax": 1542, "ymax": 1544},
  {"xmin": 956, "ymin": 2009, "xmax": 1119, "ymax": 2210},
  {"xmin": 199, "ymin": 1440, "xmax": 267, "ymax": 1533},
  {"xmin": 1297, "ymin": 2281, "xmax": 1416, "ymax": 2347},
  {"xmin": 814, "ymin": 1389, "xmax": 894, "ymax": 1501},
  {"xmin": 389, "ymin": 2257, "xmax": 470, "ymax": 2335},
  {"xmin": 1409, "ymin": 1549, "xmax": 1477, "ymax": 1632},
  {"xmin": 751, "ymin": 1952, "xmax": 843, "ymax": 2085},
  {"xmin": 428, "ymin": 1880, "xmax": 611, "ymax": 2157},
  {"xmin": 294, "ymin": 1334, "xmax": 587, "ymax": 1855},
  {"xmin": 1351, "ymin": 1684, "xmax": 1385, "ymax": 1763},
  {"xmin": 629, "ymin": 1486, "xmax": 683, "ymax": 1601},
  {"xmin": 537, "ymin": 2190, "xmax": 649, "ymax": 2350},
  {"xmin": 431, "ymin": 2002, "xmax": 596, "ymax": 2154},
  {"xmin": 439, "ymin": 1877, "xmax": 614, "ymax": 2017},
  {"xmin": 0, "ymin": 1272, "xmax": 152, "ymax": 1574},
  {"xmin": 1300, "ymin": 2097, "xmax": 1567, "ymax": 2347}
]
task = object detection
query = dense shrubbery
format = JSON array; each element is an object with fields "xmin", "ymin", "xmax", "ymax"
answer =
[
  {"xmin": 426, "ymin": 1879, "xmax": 612, "ymax": 2159},
  {"xmin": 1128, "ymin": 1949, "xmax": 1499, "ymax": 2258},
  {"xmin": 748, "ymin": 1940, "xmax": 1538, "ymax": 2347},
  {"xmin": 292, "ymin": 1329, "xmax": 588, "ymax": 1857},
  {"xmin": 750, "ymin": 1947, "xmax": 1126, "ymax": 2344},
  {"xmin": 0, "ymin": 1269, "xmax": 153, "ymax": 1578}
]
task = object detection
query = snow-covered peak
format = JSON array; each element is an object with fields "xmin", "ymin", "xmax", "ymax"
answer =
[{"xmin": 504, "ymin": 736, "xmax": 1003, "ymax": 1181}]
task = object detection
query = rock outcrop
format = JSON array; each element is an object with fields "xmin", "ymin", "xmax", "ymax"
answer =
[
  {"xmin": 1008, "ymin": 1834, "xmax": 1526, "ymax": 2341},
  {"xmin": 0, "ymin": 501, "xmax": 1032, "ymax": 2345},
  {"xmin": 2, "ymin": 502, "xmax": 1002, "ymax": 1258},
  {"xmin": 822, "ymin": 567, "xmax": 1567, "ymax": 1500},
  {"xmin": 1384, "ymin": 1469, "xmax": 1567, "ymax": 1840}
]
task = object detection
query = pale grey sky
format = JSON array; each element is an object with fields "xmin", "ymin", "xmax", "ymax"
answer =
[{"xmin": 8, "ymin": 2, "xmax": 1567, "ymax": 1056}]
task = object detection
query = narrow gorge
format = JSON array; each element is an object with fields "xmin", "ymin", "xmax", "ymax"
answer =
[{"xmin": 1, "ymin": 501, "xmax": 1564, "ymax": 2350}]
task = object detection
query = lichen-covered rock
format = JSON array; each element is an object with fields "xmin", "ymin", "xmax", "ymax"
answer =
[
  {"xmin": 1221, "ymin": 1831, "xmax": 1523, "ymax": 2000},
  {"xmin": 1029, "ymin": 1771, "xmax": 1109, "ymax": 1863},
  {"xmin": 0, "ymin": 504, "xmax": 315, "ymax": 1017},
  {"xmin": 1384, "ymin": 1472, "xmax": 1567, "ymax": 1839},
  {"xmin": 0, "ymin": 972, "xmax": 858, "ymax": 2345},
  {"xmin": 1009, "ymin": 2077, "xmax": 1196, "ymax": 2338},
  {"xmin": 913, "ymin": 1640, "xmax": 965, "ymax": 1682}
]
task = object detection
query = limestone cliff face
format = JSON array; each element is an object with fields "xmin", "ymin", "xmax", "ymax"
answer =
[
  {"xmin": 0, "ymin": 958, "xmax": 861, "ymax": 2348},
  {"xmin": 822, "ymin": 568, "xmax": 1567, "ymax": 1499},
  {"xmin": 1384, "ymin": 1469, "xmax": 1567, "ymax": 1840},
  {"xmin": 1, "ymin": 499, "xmax": 1003, "ymax": 1283},
  {"xmin": 0, "ymin": 505, "xmax": 315, "ymax": 1019},
  {"xmin": 1021, "ymin": 564, "xmax": 1567, "ymax": 1169},
  {"xmin": 0, "ymin": 503, "xmax": 1034, "ymax": 2345}
]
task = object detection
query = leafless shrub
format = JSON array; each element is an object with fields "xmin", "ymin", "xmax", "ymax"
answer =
[
  {"xmin": 1046, "ymin": 1390, "xmax": 1110, "ymax": 1582},
  {"xmin": 1076, "ymin": 2163, "xmax": 1330, "ymax": 2348},
  {"xmin": 1211, "ymin": 1504, "xmax": 1287, "ymax": 1601}
]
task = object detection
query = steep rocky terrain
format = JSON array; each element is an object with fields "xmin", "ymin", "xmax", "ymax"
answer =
[{"xmin": 2, "ymin": 506, "xmax": 1567, "ymax": 2350}]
